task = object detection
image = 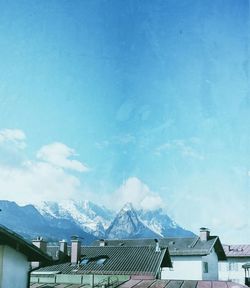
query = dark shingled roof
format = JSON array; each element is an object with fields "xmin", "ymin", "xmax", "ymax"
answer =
[
  {"xmin": 0, "ymin": 224, "xmax": 51, "ymax": 262},
  {"xmin": 32, "ymin": 246, "xmax": 171, "ymax": 277},
  {"xmin": 223, "ymin": 244, "xmax": 250, "ymax": 258},
  {"xmin": 92, "ymin": 237, "xmax": 226, "ymax": 261},
  {"xmin": 30, "ymin": 278, "xmax": 247, "ymax": 288}
]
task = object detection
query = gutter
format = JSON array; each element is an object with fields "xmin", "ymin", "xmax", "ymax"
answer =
[
  {"xmin": 27, "ymin": 259, "xmax": 53, "ymax": 288},
  {"xmin": 27, "ymin": 265, "xmax": 40, "ymax": 288}
]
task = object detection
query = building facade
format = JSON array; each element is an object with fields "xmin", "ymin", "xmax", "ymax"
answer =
[
  {"xmin": 219, "ymin": 244, "xmax": 250, "ymax": 284},
  {"xmin": 0, "ymin": 225, "xmax": 51, "ymax": 288}
]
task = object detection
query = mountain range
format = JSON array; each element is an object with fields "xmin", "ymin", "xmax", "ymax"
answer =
[{"xmin": 0, "ymin": 200, "xmax": 194, "ymax": 243}]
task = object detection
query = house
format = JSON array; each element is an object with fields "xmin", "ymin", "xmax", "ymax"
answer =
[
  {"xmin": 92, "ymin": 228, "xmax": 226, "ymax": 281},
  {"xmin": 30, "ymin": 237, "xmax": 172, "ymax": 286},
  {"xmin": 219, "ymin": 244, "xmax": 250, "ymax": 284},
  {"xmin": 0, "ymin": 224, "xmax": 51, "ymax": 288}
]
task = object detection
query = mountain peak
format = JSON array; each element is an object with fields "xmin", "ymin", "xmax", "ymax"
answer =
[
  {"xmin": 121, "ymin": 202, "xmax": 134, "ymax": 212},
  {"xmin": 105, "ymin": 202, "xmax": 162, "ymax": 239}
]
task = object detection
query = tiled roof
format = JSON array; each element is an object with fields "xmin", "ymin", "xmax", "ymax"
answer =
[
  {"xmin": 0, "ymin": 224, "xmax": 51, "ymax": 262},
  {"xmin": 119, "ymin": 279, "xmax": 246, "ymax": 288},
  {"xmin": 223, "ymin": 244, "xmax": 250, "ymax": 258},
  {"xmin": 92, "ymin": 237, "xmax": 226, "ymax": 260},
  {"xmin": 32, "ymin": 246, "xmax": 171, "ymax": 277},
  {"xmin": 30, "ymin": 278, "xmax": 246, "ymax": 288}
]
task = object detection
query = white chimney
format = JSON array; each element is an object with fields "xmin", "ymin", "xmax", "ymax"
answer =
[
  {"xmin": 59, "ymin": 239, "xmax": 68, "ymax": 255},
  {"xmin": 99, "ymin": 239, "xmax": 106, "ymax": 247},
  {"xmin": 155, "ymin": 239, "xmax": 161, "ymax": 252},
  {"xmin": 32, "ymin": 236, "xmax": 47, "ymax": 268},
  {"xmin": 71, "ymin": 237, "xmax": 81, "ymax": 264},
  {"xmin": 200, "ymin": 227, "xmax": 210, "ymax": 241},
  {"xmin": 32, "ymin": 236, "xmax": 47, "ymax": 252}
]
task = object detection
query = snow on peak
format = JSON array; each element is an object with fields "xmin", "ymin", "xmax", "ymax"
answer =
[{"xmin": 121, "ymin": 202, "xmax": 134, "ymax": 212}]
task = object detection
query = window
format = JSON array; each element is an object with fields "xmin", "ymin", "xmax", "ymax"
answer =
[
  {"xmin": 80, "ymin": 258, "xmax": 90, "ymax": 265},
  {"xmin": 96, "ymin": 257, "xmax": 108, "ymax": 265},
  {"xmin": 228, "ymin": 262, "xmax": 238, "ymax": 271},
  {"xmin": 203, "ymin": 262, "xmax": 208, "ymax": 273},
  {"xmin": 80, "ymin": 255, "xmax": 109, "ymax": 266}
]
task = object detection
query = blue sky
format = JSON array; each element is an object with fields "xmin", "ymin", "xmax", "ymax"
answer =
[{"xmin": 0, "ymin": 0, "xmax": 249, "ymax": 243}]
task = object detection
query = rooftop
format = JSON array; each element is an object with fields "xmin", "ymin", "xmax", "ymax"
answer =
[
  {"xmin": 92, "ymin": 237, "xmax": 226, "ymax": 260},
  {"xmin": 32, "ymin": 245, "xmax": 171, "ymax": 277},
  {"xmin": 29, "ymin": 278, "xmax": 247, "ymax": 288},
  {"xmin": 223, "ymin": 245, "xmax": 250, "ymax": 258},
  {"xmin": 0, "ymin": 224, "xmax": 51, "ymax": 262}
]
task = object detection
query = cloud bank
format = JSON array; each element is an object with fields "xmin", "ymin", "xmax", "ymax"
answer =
[
  {"xmin": 110, "ymin": 177, "xmax": 164, "ymax": 211},
  {"xmin": 0, "ymin": 129, "xmax": 89, "ymax": 204}
]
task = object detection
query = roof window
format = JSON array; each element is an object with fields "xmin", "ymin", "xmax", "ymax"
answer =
[
  {"xmin": 80, "ymin": 258, "xmax": 90, "ymax": 265},
  {"xmin": 96, "ymin": 257, "xmax": 108, "ymax": 265},
  {"xmin": 80, "ymin": 255, "xmax": 109, "ymax": 266}
]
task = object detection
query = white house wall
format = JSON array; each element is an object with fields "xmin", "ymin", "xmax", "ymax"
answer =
[
  {"xmin": 161, "ymin": 256, "xmax": 202, "ymax": 280},
  {"xmin": 161, "ymin": 249, "xmax": 219, "ymax": 281},
  {"xmin": 0, "ymin": 245, "xmax": 30, "ymax": 288},
  {"xmin": 219, "ymin": 257, "xmax": 250, "ymax": 284},
  {"xmin": 201, "ymin": 248, "xmax": 218, "ymax": 280}
]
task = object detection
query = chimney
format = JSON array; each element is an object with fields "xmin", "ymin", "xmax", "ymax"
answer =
[
  {"xmin": 32, "ymin": 236, "xmax": 47, "ymax": 268},
  {"xmin": 200, "ymin": 227, "xmax": 210, "ymax": 241},
  {"xmin": 154, "ymin": 239, "xmax": 161, "ymax": 252},
  {"xmin": 59, "ymin": 239, "xmax": 68, "ymax": 255},
  {"xmin": 71, "ymin": 236, "xmax": 81, "ymax": 264},
  {"xmin": 99, "ymin": 239, "xmax": 106, "ymax": 247},
  {"xmin": 32, "ymin": 236, "xmax": 47, "ymax": 253}
]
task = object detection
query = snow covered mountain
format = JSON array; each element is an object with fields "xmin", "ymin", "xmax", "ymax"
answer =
[
  {"xmin": 105, "ymin": 203, "xmax": 194, "ymax": 239},
  {"xmin": 105, "ymin": 203, "xmax": 161, "ymax": 239},
  {"xmin": 0, "ymin": 200, "xmax": 97, "ymax": 243},
  {"xmin": 0, "ymin": 200, "xmax": 194, "ymax": 242},
  {"xmin": 138, "ymin": 208, "xmax": 194, "ymax": 238},
  {"xmin": 35, "ymin": 200, "xmax": 114, "ymax": 237}
]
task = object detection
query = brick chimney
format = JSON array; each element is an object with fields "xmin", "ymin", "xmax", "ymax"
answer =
[
  {"xmin": 200, "ymin": 227, "xmax": 210, "ymax": 241},
  {"xmin": 71, "ymin": 236, "xmax": 81, "ymax": 264},
  {"xmin": 32, "ymin": 236, "xmax": 47, "ymax": 268}
]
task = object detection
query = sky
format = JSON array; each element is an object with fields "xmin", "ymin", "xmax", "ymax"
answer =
[{"xmin": 0, "ymin": 0, "xmax": 249, "ymax": 244}]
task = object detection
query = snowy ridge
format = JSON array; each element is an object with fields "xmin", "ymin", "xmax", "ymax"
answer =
[
  {"xmin": 0, "ymin": 200, "xmax": 194, "ymax": 242},
  {"xmin": 35, "ymin": 200, "xmax": 113, "ymax": 237}
]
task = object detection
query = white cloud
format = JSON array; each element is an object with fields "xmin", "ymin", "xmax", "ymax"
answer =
[
  {"xmin": 0, "ymin": 134, "xmax": 90, "ymax": 204},
  {"xmin": 109, "ymin": 177, "xmax": 164, "ymax": 211},
  {"xmin": 0, "ymin": 161, "xmax": 81, "ymax": 204},
  {"xmin": 37, "ymin": 142, "xmax": 89, "ymax": 172},
  {"xmin": 0, "ymin": 129, "xmax": 26, "ymax": 149}
]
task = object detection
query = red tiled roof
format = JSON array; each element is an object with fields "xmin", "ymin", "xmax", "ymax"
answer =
[
  {"xmin": 30, "ymin": 279, "xmax": 247, "ymax": 288},
  {"xmin": 119, "ymin": 279, "xmax": 246, "ymax": 288}
]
